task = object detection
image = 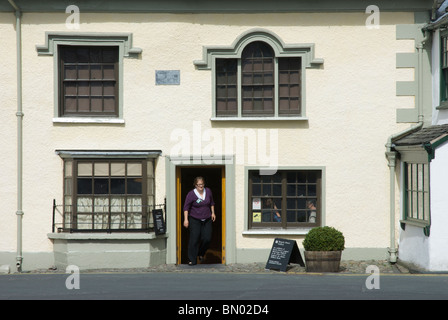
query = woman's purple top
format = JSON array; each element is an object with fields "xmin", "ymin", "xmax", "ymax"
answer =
[{"xmin": 183, "ymin": 187, "xmax": 215, "ymax": 220}]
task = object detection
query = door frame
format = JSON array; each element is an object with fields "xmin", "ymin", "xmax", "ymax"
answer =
[
  {"xmin": 176, "ymin": 165, "xmax": 225, "ymax": 264},
  {"xmin": 165, "ymin": 156, "xmax": 235, "ymax": 265}
]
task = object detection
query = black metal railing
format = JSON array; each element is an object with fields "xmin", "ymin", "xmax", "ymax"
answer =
[{"xmin": 52, "ymin": 198, "xmax": 166, "ymax": 233}]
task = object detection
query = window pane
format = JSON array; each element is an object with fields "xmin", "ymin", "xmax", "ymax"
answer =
[
  {"xmin": 78, "ymin": 65, "xmax": 89, "ymax": 79},
  {"xmin": 103, "ymin": 97, "xmax": 116, "ymax": 113},
  {"xmin": 111, "ymin": 197, "xmax": 126, "ymax": 212},
  {"xmin": 62, "ymin": 49, "xmax": 77, "ymax": 63},
  {"xmin": 94, "ymin": 163, "xmax": 109, "ymax": 176},
  {"xmin": 127, "ymin": 197, "xmax": 142, "ymax": 212},
  {"xmin": 241, "ymin": 42, "xmax": 274, "ymax": 117},
  {"xmin": 127, "ymin": 163, "xmax": 142, "ymax": 176},
  {"xmin": 103, "ymin": 65, "xmax": 115, "ymax": 79},
  {"xmin": 252, "ymin": 183, "xmax": 261, "ymax": 196},
  {"xmin": 77, "ymin": 214, "xmax": 92, "ymax": 229},
  {"xmin": 216, "ymin": 59, "xmax": 238, "ymax": 117},
  {"xmin": 64, "ymin": 66, "xmax": 77, "ymax": 80},
  {"xmin": 308, "ymin": 184, "xmax": 317, "ymax": 196},
  {"xmin": 94, "ymin": 178, "xmax": 109, "ymax": 194},
  {"xmin": 103, "ymin": 82, "xmax": 115, "ymax": 95},
  {"xmin": 65, "ymin": 161, "xmax": 73, "ymax": 177},
  {"xmin": 59, "ymin": 46, "xmax": 118, "ymax": 116},
  {"xmin": 78, "ymin": 163, "xmax": 92, "ymax": 176},
  {"xmin": 77, "ymin": 178, "xmax": 92, "ymax": 194},
  {"xmin": 77, "ymin": 197, "xmax": 92, "ymax": 213},
  {"xmin": 261, "ymin": 198, "xmax": 281, "ymax": 222},
  {"xmin": 249, "ymin": 170, "xmax": 320, "ymax": 228},
  {"xmin": 91, "ymin": 82, "xmax": 102, "ymax": 96},
  {"xmin": 127, "ymin": 178, "xmax": 142, "ymax": 194},
  {"xmin": 278, "ymin": 57, "xmax": 301, "ymax": 115},
  {"xmin": 77, "ymin": 97, "xmax": 90, "ymax": 112},
  {"xmin": 94, "ymin": 197, "xmax": 109, "ymax": 213},
  {"xmin": 65, "ymin": 82, "xmax": 77, "ymax": 95},
  {"xmin": 76, "ymin": 48, "xmax": 90, "ymax": 63},
  {"xmin": 102, "ymin": 48, "xmax": 117, "ymax": 63},
  {"xmin": 405, "ymin": 162, "xmax": 430, "ymax": 222},
  {"xmin": 91, "ymin": 98, "xmax": 103, "ymax": 112},
  {"xmin": 65, "ymin": 97, "xmax": 77, "ymax": 113},
  {"xmin": 68, "ymin": 160, "xmax": 150, "ymax": 231},
  {"xmin": 111, "ymin": 178, "xmax": 126, "ymax": 194},
  {"xmin": 111, "ymin": 163, "xmax": 125, "ymax": 176}
]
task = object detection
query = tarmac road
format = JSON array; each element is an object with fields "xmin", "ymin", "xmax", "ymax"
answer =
[{"xmin": 1, "ymin": 272, "xmax": 448, "ymax": 301}]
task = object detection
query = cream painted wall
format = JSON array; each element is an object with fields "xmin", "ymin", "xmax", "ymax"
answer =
[
  {"xmin": 0, "ymin": 13, "xmax": 19, "ymax": 253},
  {"xmin": 1, "ymin": 11, "xmax": 415, "ymax": 259}
]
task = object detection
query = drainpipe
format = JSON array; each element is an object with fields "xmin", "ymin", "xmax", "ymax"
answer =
[
  {"xmin": 432, "ymin": 0, "xmax": 440, "ymax": 21},
  {"xmin": 385, "ymin": 29, "xmax": 429, "ymax": 263},
  {"xmin": 8, "ymin": 0, "xmax": 23, "ymax": 272}
]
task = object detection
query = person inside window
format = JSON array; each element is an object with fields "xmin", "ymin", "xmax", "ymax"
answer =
[
  {"xmin": 262, "ymin": 197, "xmax": 281, "ymax": 222},
  {"xmin": 306, "ymin": 200, "xmax": 317, "ymax": 223}
]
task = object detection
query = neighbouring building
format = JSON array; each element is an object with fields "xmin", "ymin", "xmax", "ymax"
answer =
[{"xmin": 1, "ymin": 0, "xmax": 447, "ymax": 272}]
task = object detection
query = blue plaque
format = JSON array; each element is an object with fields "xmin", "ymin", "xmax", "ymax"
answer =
[{"xmin": 156, "ymin": 70, "xmax": 180, "ymax": 85}]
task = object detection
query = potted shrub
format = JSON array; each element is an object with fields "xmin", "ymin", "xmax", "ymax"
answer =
[{"xmin": 302, "ymin": 226, "xmax": 345, "ymax": 272}]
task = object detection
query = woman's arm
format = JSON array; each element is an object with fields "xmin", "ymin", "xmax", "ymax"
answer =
[
  {"xmin": 183, "ymin": 210, "xmax": 189, "ymax": 228},
  {"xmin": 211, "ymin": 205, "xmax": 216, "ymax": 222},
  {"xmin": 183, "ymin": 191, "xmax": 194, "ymax": 228}
]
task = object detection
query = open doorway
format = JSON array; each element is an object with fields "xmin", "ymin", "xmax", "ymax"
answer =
[{"xmin": 176, "ymin": 166, "xmax": 225, "ymax": 265}]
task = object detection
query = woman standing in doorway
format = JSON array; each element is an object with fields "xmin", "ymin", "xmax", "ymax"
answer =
[{"xmin": 183, "ymin": 176, "xmax": 216, "ymax": 265}]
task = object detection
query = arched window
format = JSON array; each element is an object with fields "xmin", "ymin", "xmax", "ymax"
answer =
[
  {"xmin": 195, "ymin": 29, "xmax": 323, "ymax": 120},
  {"xmin": 241, "ymin": 41, "xmax": 275, "ymax": 116}
]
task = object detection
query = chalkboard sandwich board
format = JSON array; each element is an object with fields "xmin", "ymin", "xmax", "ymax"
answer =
[
  {"xmin": 152, "ymin": 209, "xmax": 166, "ymax": 235},
  {"xmin": 265, "ymin": 238, "xmax": 304, "ymax": 272}
]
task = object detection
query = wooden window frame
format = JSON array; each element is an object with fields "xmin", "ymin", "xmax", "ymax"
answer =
[
  {"xmin": 248, "ymin": 169, "xmax": 321, "ymax": 229},
  {"xmin": 59, "ymin": 45, "xmax": 119, "ymax": 117},
  {"xmin": 62, "ymin": 158, "xmax": 155, "ymax": 232},
  {"xmin": 441, "ymin": 34, "xmax": 448, "ymax": 105},
  {"xmin": 404, "ymin": 162, "xmax": 430, "ymax": 224},
  {"xmin": 36, "ymin": 32, "xmax": 142, "ymax": 123},
  {"xmin": 216, "ymin": 59, "xmax": 238, "ymax": 116},
  {"xmin": 194, "ymin": 29, "xmax": 323, "ymax": 121},
  {"xmin": 215, "ymin": 42, "xmax": 302, "ymax": 118},
  {"xmin": 241, "ymin": 41, "xmax": 275, "ymax": 117}
]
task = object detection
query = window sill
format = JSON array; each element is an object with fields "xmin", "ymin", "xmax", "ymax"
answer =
[
  {"xmin": 436, "ymin": 101, "xmax": 448, "ymax": 110},
  {"xmin": 53, "ymin": 117, "xmax": 125, "ymax": 124},
  {"xmin": 47, "ymin": 232, "xmax": 167, "ymax": 240},
  {"xmin": 399, "ymin": 219, "xmax": 429, "ymax": 229},
  {"xmin": 242, "ymin": 228, "xmax": 313, "ymax": 236},
  {"xmin": 211, "ymin": 116, "xmax": 308, "ymax": 121}
]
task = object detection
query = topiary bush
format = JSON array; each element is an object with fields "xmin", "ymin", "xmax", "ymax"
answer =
[{"xmin": 303, "ymin": 226, "xmax": 345, "ymax": 251}]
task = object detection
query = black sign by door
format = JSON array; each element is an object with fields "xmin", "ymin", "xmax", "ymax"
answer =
[
  {"xmin": 152, "ymin": 209, "xmax": 166, "ymax": 235},
  {"xmin": 265, "ymin": 238, "xmax": 304, "ymax": 272}
]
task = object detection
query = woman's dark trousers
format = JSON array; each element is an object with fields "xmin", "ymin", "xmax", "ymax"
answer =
[{"xmin": 188, "ymin": 217, "xmax": 212, "ymax": 264}]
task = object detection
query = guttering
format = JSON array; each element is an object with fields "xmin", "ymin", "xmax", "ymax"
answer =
[
  {"xmin": 8, "ymin": 0, "xmax": 23, "ymax": 272},
  {"xmin": 385, "ymin": 29, "xmax": 429, "ymax": 264}
]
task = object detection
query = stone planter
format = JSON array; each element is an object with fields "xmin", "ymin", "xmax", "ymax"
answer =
[{"xmin": 304, "ymin": 251, "xmax": 342, "ymax": 272}]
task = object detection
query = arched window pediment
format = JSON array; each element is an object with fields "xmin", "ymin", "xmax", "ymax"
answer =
[
  {"xmin": 194, "ymin": 28, "xmax": 323, "ymax": 120},
  {"xmin": 194, "ymin": 28, "xmax": 323, "ymax": 70}
]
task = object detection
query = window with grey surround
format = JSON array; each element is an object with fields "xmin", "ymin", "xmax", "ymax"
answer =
[
  {"xmin": 441, "ymin": 33, "xmax": 448, "ymax": 107},
  {"xmin": 59, "ymin": 46, "xmax": 118, "ymax": 117},
  {"xmin": 216, "ymin": 41, "xmax": 301, "ymax": 118},
  {"xmin": 194, "ymin": 29, "xmax": 323, "ymax": 120},
  {"xmin": 403, "ymin": 162, "xmax": 430, "ymax": 224},
  {"xmin": 62, "ymin": 159, "xmax": 155, "ymax": 232},
  {"xmin": 248, "ymin": 170, "xmax": 321, "ymax": 229}
]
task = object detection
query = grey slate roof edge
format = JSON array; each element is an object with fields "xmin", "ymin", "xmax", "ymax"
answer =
[{"xmin": 393, "ymin": 123, "xmax": 448, "ymax": 146}]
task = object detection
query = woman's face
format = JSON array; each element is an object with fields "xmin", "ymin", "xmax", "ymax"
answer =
[{"xmin": 195, "ymin": 179, "xmax": 204, "ymax": 192}]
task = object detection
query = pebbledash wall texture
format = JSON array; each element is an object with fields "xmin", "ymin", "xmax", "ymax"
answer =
[{"xmin": 0, "ymin": 1, "xmax": 430, "ymax": 271}]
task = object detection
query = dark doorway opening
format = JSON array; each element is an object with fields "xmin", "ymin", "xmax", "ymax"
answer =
[{"xmin": 177, "ymin": 166, "xmax": 224, "ymax": 264}]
